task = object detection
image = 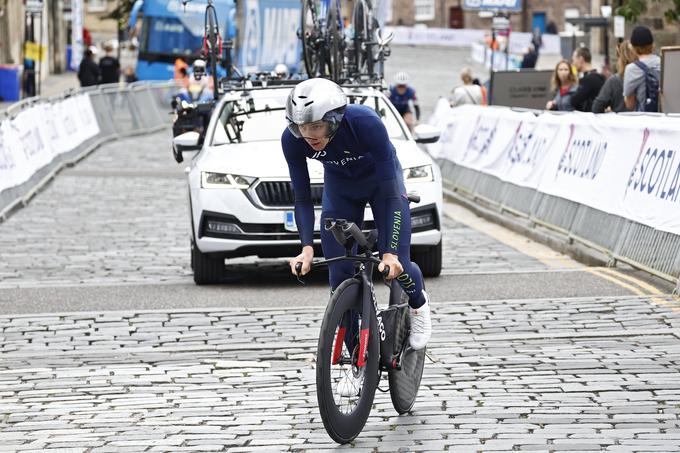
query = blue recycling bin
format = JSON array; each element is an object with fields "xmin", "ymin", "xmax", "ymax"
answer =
[
  {"xmin": 66, "ymin": 45, "xmax": 73, "ymax": 71},
  {"xmin": 0, "ymin": 65, "xmax": 21, "ymax": 102}
]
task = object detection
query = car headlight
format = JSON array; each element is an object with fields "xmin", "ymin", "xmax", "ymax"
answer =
[
  {"xmin": 403, "ymin": 165, "xmax": 433, "ymax": 182},
  {"xmin": 201, "ymin": 172, "xmax": 254, "ymax": 189}
]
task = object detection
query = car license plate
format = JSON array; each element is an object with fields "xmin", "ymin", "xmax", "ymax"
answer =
[
  {"xmin": 284, "ymin": 211, "xmax": 321, "ymax": 232},
  {"xmin": 284, "ymin": 211, "xmax": 297, "ymax": 232}
]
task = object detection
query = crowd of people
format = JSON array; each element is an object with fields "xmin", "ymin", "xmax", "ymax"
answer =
[
  {"xmin": 77, "ymin": 43, "xmax": 138, "ymax": 87},
  {"xmin": 546, "ymin": 25, "xmax": 660, "ymax": 113},
  {"xmin": 390, "ymin": 24, "xmax": 663, "ymax": 121}
]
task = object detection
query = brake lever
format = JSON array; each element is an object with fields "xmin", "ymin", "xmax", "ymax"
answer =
[{"xmin": 295, "ymin": 262, "xmax": 306, "ymax": 286}]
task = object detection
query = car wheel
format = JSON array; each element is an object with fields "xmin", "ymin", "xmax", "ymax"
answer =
[
  {"xmin": 191, "ymin": 240, "xmax": 224, "ymax": 284},
  {"xmin": 412, "ymin": 241, "xmax": 442, "ymax": 278}
]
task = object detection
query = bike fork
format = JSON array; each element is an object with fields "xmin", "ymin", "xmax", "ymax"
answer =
[{"xmin": 357, "ymin": 269, "xmax": 373, "ymax": 367}]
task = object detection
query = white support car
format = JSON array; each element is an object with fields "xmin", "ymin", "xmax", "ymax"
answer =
[{"xmin": 174, "ymin": 82, "xmax": 443, "ymax": 284}]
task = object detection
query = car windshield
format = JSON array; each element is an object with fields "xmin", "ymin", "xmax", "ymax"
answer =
[{"xmin": 211, "ymin": 90, "xmax": 408, "ymax": 146}]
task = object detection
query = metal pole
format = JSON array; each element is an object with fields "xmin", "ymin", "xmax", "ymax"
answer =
[
  {"xmin": 117, "ymin": 0, "xmax": 122, "ymax": 62},
  {"xmin": 604, "ymin": 21, "xmax": 610, "ymax": 67},
  {"xmin": 37, "ymin": 12, "xmax": 42, "ymax": 96},
  {"xmin": 489, "ymin": 27, "xmax": 495, "ymax": 103}
]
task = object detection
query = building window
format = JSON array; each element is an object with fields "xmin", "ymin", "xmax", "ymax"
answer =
[
  {"xmin": 87, "ymin": 0, "xmax": 107, "ymax": 12},
  {"xmin": 414, "ymin": 0, "xmax": 435, "ymax": 21}
]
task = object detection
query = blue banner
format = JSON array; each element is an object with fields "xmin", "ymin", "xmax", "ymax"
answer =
[{"xmin": 239, "ymin": 0, "xmax": 301, "ymax": 74}]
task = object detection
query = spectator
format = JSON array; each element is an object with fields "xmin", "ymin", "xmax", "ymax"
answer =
[
  {"xmin": 123, "ymin": 66, "xmax": 138, "ymax": 84},
  {"xmin": 531, "ymin": 27, "xmax": 543, "ymax": 53},
  {"xmin": 623, "ymin": 25, "xmax": 660, "ymax": 112},
  {"xmin": 472, "ymin": 78, "xmax": 488, "ymax": 105},
  {"xmin": 546, "ymin": 21, "xmax": 558, "ymax": 35},
  {"xmin": 570, "ymin": 46, "xmax": 605, "ymax": 112},
  {"xmin": 77, "ymin": 48, "xmax": 100, "ymax": 87},
  {"xmin": 520, "ymin": 45, "xmax": 538, "ymax": 69},
  {"xmin": 546, "ymin": 60, "xmax": 578, "ymax": 111},
  {"xmin": 593, "ymin": 40, "xmax": 637, "ymax": 113},
  {"xmin": 450, "ymin": 67, "xmax": 483, "ymax": 107},
  {"xmin": 99, "ymin": 43, "xmax": 120, "ymax": 84},
  {"xmin": 174, "ymin": 58, "xmax": 189, "ymax": 85}
]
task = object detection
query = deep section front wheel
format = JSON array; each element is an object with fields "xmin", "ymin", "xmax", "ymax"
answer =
[{"xmin": 316, "ymin": 278, "xmax": 379, "ymax": 444}]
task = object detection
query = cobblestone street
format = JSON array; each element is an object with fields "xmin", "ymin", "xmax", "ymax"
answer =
[
  {"xmin": 2, "ymin": 294, "xmax": 680, "ymax": 452},
  {"xmin": 1, "ymin": 45, "xmax": 680, "ymax": 452}
]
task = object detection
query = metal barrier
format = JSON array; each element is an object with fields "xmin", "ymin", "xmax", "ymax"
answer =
[
  {"xmin": 0, "ymin": 81, "xmax": 175, "ymax": 221},
  {"xmin": 438, "ymin": 158, "xmax": 680, "ymax": 293}
]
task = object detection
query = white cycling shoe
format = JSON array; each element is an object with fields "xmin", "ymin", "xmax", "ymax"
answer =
[
  {"xmin": 409, "ymin": 291, "xmax": 432, "ymax": 350},
  {"xmin": 337, "ymin": 373, "xmax": 361, "ymax": 398}
]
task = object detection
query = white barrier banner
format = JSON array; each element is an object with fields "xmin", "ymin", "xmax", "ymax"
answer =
[
  {"xmin": 387, "ymin": 26, "xmax": 560, "ymax": 54},
  {"xmin": 619, "ymin": 117, "xmax": 680, "ymax": 234},
  {"xmin": 12, "ymin": 108, "xmax": 54, "ymax": 177},
  {"xmin": 430, "ymin": 105, "xmax": 680, "ymax": 235},
  {"xmin": 0, "ymin": 93, "xmax": 100, "ymax": 195},
  {"xmin": 0, "ymin": 121, "xmax": 27, "ymax": 193}
]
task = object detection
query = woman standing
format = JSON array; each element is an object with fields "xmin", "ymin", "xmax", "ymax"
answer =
[
  {"xmin": 546, "ymin": 60, "xmax": 578, "ymax": 111},
  {"xmin": 592, "ymin": 40, "xmax": 638, "ymax": 113}
]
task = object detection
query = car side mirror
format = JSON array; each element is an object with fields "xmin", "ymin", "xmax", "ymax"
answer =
[
  {"xmin": 172, "ymin": 131, "xmax": 201, "ymax": 163},
  {"xmin": 412, "ymin": 124, "xmax": 440, "ymax": 144},
  {"xmin": 173, "ymin": 131, "xmax": 201, "ymax": 151}
]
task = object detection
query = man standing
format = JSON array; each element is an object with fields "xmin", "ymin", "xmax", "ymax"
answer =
[
  {"xmin": 77, "ymin": 48, "xmax": 100, "ymax": 87},
  {"xmin": 99, "ymin": 43, "xmax": 120, "ymax": 85},
  {"xmin": 623, "ymin": 25, "xmax": 660, "ymax": 112},
  {"xmin": 570, "ymin": 46, "xmax": 605, "ymax": 112}
]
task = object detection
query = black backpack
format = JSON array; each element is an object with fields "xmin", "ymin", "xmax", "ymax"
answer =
[{"xmin": 633, "ymin": 61, "xmax": 660, "ymax": 112}]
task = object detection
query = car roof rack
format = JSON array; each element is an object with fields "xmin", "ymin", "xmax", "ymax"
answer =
[{"xmin": 218, "ymin": 72, "xmax": 387, "ymax": 95}]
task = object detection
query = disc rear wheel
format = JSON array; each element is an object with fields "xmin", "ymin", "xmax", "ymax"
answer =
[{"xmin": 388, "ymin": 289, "xmax": 426, "ymax": 414}]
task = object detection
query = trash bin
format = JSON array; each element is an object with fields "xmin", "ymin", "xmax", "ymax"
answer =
[
  {"xmin": 0, "ymin": 65, "xmax": 21, "ymax": 102},
  {"xmin": 66, "ymin": 45, "xmax": 74, "ymax": 71}
]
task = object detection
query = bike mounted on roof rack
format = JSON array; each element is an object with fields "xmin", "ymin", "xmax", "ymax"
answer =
[{"xmin": 298, "ymin": 0, "xmax": 394, "ymax": 85}]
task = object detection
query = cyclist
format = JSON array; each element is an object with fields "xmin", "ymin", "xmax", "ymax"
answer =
[
  {"xmin": 273, "ymin": 63, "xmax": 290, "ymax": 79},
  {"xmin": 282, "ymin": 78, "xmax": 432, "ymax": 351},
  {"xmin": 175, "ymin": 59, "xmax": 214, "ymax": 104},
  {"xmin": 388, "ymin": 72, "xmax": 420, "ymax": 131}
]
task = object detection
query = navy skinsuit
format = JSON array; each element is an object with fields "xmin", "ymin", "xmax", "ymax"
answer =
[{"xmin": 281, "ymin": 104, "xmax": 425, "ymax": 308}]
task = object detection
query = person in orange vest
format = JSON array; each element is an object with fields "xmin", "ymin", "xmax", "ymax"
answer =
[{"xmin": 174, "ymin": 58, "xmax": 189, "ymax": 89}]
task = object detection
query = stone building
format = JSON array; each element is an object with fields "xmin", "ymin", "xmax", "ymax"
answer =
[
  {"xmin": 385, "ymin": 0, "xmax": 678, "ymax": 40},
  {"xmin": 0, "ymin": 0, "xmax": 68, "ymax": 74}
]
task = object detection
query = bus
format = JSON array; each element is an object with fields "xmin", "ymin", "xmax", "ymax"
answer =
[{"xmin": 128, "ymin": 0, "xmax": 301, "ymax": 81}]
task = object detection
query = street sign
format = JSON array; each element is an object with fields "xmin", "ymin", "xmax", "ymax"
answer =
[
  {"xmin": 25, "ymin": 0, "xmax": 44, "ymax": 13},
  {"xmin": 614, "ymin": 15, "xmax": 625, "ymax": 39},
  {"xmin": 24, "ymin": 41, "xmax": 47, "ymax": 61},
  {"xmin": 492, "ymin": 16, "xmax": 510, "ymax": 31},
  {"xmin": 463, "ymin": 0, "xmax": 522, "ymax": 12},
  {"xmin": 490, "ymin": 69, "xmax": 553, "ymax": 109}
]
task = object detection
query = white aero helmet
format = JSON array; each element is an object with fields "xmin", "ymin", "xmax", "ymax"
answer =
[
  {"xmin": 274, "ymin": 63, "xmax": 289, "ymax": 78},
  {"xmin": 192, "ymin": 59, "xmax": 206, "ymax": 79},
  {"xmin": 285, "ymin": 78, "xmax": 348, "ymax": 139},
  {"xmin": 393, "ymin": 71, "xmax": 409, "ymax": 85}
]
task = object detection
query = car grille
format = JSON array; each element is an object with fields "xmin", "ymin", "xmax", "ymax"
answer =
[{"xmin": 255, "ymin": 181, "xmax": 323, "ymax": 207}]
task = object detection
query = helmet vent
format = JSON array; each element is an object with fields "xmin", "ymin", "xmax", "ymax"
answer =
[{"xmin": 304, "ymin": 100, "xmax": 314, "ymax": 107}]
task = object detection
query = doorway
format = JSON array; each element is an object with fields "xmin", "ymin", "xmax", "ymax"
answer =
[
  {"xmin": 449, "ymin": 7, "xmax": 464, "ymax": 29},
  {"xmin": 532, "ymin": 12, "xmax": 546, "ymax": 34}
]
